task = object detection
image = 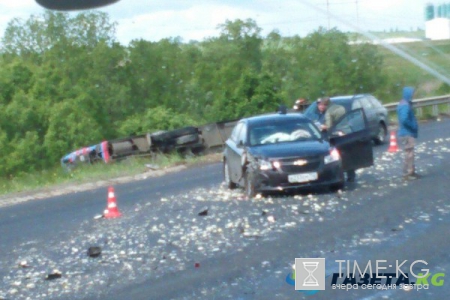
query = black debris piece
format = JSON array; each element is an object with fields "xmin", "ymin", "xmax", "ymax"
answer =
[
  {"xmin": 198, "ymin": 208, "xmax": 208, "ymax": 216},
  {"xmin": 45, "ymin": 270, "xmax": 62, "ymax": 280},
  {"xmin": 87, "ymin": 246, "xmax": 102, "ymax": 258}
]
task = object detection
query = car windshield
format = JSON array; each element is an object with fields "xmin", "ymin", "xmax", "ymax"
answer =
[
  {"xmin": 249, "ymin": 119, "xmax": 322, "ymax": 146},
  {"xmin": 303, "ymin": 99, "xmax": 351, "ymax": 122},
  {"xmin": 303, "ymin": 102, "xmax": 320, "ymax": 121}
]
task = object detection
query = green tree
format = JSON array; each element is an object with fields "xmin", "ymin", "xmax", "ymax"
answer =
[
  {"xmin": 2, "ymin": 11, "xmax": 116, "ymax": 55},
  {"xmin": 118, "ymin": 107, "xmax": 200, "ymax": 136},
  {"xmin": 7, "ymin": 131, "xmax": 44, "ymax": 175},
  {"xmin": 0, "ymin": 129, "xmax": 9, "ymax": 177},
  {"xmin": 3, "ymin": 91, "xmax": 43, "ymax": 140},
  {"xmin": 44, "ymin": 100, "xmax": 104, "ymax": 161}
]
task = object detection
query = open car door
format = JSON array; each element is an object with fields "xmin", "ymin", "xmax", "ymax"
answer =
[{"xmin": 329, "ymin": 108, "xmax": 374, "ymax": 171}]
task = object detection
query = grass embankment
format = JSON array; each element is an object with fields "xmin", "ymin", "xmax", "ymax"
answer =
[
  {"xmin": 377, "ymin": 39, "xmax": 450, "ymax": 101},
  {"xmin": 0, "ymin": 152, "xmax": 218, "ymax": 197}
]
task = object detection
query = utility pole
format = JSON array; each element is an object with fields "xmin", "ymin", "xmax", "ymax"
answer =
[{"xmin": 326, "ymin": 0, "xmax": 330, "ymax": 30}]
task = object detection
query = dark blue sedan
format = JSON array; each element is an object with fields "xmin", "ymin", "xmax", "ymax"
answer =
[{"xmin": 223, "ymin": 110, "xmax": 373, "ymax": 197}]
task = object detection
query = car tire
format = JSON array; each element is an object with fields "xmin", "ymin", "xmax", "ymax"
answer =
[
  {"xmin": 170, "ymin": 126, "xmax": 199, "ymax": 138},
  {"xmin": 150, "ymin": 130, "xmax": 170, "ymax": 143},
  {"xmin": 151, "ymin": 127, "xmax": 199, "ymax": 144},
  {"xmin": 223, "ymin": 161, "xmax": 237, "ymax": 189},
  {"xmin": 244, "ymin": 168, "xmax": 257, "ymax": 198},
  {"xmin": 158, "ymin": 127, "xmax": 198, "ymax": 141},
  {"xmin": 374, "ymin": 122, "xmax": 387, "ymax": 145},
  {"xmin": 176, "ymin": 134, "xmax": 199, "ymax": 145},
  {"xmin": 329, "ymin": 181, "xmax": 344, "ymax": 192}
]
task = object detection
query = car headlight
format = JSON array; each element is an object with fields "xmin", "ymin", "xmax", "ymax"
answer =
[
  {"xmin": 259, "ymin": 159, "xmax": 272, "ymax": 170},
  {"xmin": 324, "ymin": 148, "xmax": 340, "ymax": 164}
]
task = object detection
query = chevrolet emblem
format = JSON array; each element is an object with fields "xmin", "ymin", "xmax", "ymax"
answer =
[{"xmin": 293, "ymin": 159, "xmax": 308, "ymax": 166}]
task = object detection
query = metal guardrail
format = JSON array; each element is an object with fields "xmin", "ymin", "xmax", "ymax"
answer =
[{"xmin": 384, "ymin": 94, "xmax": 450, "ymax": 116}]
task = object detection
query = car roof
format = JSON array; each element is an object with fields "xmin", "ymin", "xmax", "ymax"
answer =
[
  {"xmin": 330, "ymin": 94, "xmax": 366, "ymax": 100},
  {"xmin": 310, "ymin": 94, "xmax": 373, "ymax": 106},
  {"xmin": 330, "ymin": 94, "xmax": 366, "ymax": 103},
  {"xmin": 242, "ymin": 113, "xmax": 310, "ymax": 126},
  {"xmin": 326, "ymin": 94, "xmax": 370, "ymax": 110}
]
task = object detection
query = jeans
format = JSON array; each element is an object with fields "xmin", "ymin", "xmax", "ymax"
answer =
[{"xmin": 400, "ymin": 136, "xmax": 415, "ymax": 176}]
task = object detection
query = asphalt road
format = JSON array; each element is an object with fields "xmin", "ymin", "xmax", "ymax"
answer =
[{"xmin": 1, "ymin": 118, "xmax": 449, "ymax": 300}]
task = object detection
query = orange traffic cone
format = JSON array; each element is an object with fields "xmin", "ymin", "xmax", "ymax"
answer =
[
  {"xmin": 103, "ymin": 186, "xmax": 121, "ymax": 218},
  {"xmin": 387, "ymin": 131, "xmax": 399, "ymax": 153}
]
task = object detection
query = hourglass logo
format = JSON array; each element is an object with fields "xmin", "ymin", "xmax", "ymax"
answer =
[{"xmin": 295, "ymin": 258, "xmax": 326, "ymax": 290}]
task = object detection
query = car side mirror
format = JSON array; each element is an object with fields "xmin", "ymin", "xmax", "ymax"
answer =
[{"xmin": 36, "ymin": 0, "xmax": 120, "ymax": 10}]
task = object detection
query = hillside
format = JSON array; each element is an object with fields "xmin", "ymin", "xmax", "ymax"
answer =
[
  {"xmin": 344, "ymin": 30, "xmax": 450, "ymax": 101},
  {"xmin": 377, "ymin": 39, "xmax": 450, "ymax": 100}
]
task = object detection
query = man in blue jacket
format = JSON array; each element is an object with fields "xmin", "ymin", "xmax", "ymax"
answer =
[{"xmin": 397, "ymin": 87, "xmax": 420, "ymax": 180}]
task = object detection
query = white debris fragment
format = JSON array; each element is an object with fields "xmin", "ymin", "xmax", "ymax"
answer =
[
  {"xmin": 19, "ymin": 261, "xmax": 29, "ymax": 268},
  {"xmin": 418, "ymin": 214, "xmax": 430, "ymax": 221},
  {"xmin": 282, "ymin": 222, "xmax": 296, "ymax": 228},
  {"xmin": 267, "ymin": 216, "xmax": 275, "ymax": 223},
  {"xmin": 9, "ymin": 288, "xmax": 18, "ymax": 295},
  {"xmin": 360, "ymin": 238, "xmax": 381, "ymax": 243},
  {"xmin": 403, "ymin": 284, "xmax": 413, "ymax": 291},
  {"xmin": 313, "ymin": 204, "xmax": 322, "ymax": 212}
]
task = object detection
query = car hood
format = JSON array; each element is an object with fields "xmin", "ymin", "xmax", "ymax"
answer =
[{"xmin": 248, "ymin": 140, "xmax": 330, "ymax": 159}]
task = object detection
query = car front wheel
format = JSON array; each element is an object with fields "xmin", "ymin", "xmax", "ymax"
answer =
[
  {"xmin": 374, "ymin": 122, "xmax": 387, "ymax": 145},
  {"xmin": 244, "ymin": 169, "xmax": 257, "ymax": 198},
  {"xmin": 329, "ymin": 181, "xmax": 345, "ymax": 192},
  {"xmin": 223, "ymin": 161, "xmax": 237, "ymax": 189}
]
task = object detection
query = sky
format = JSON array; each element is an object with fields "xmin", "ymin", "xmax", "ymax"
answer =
[{"xmin": 0, "ymin": 0, "xmax": 438, "ymax": 45}]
